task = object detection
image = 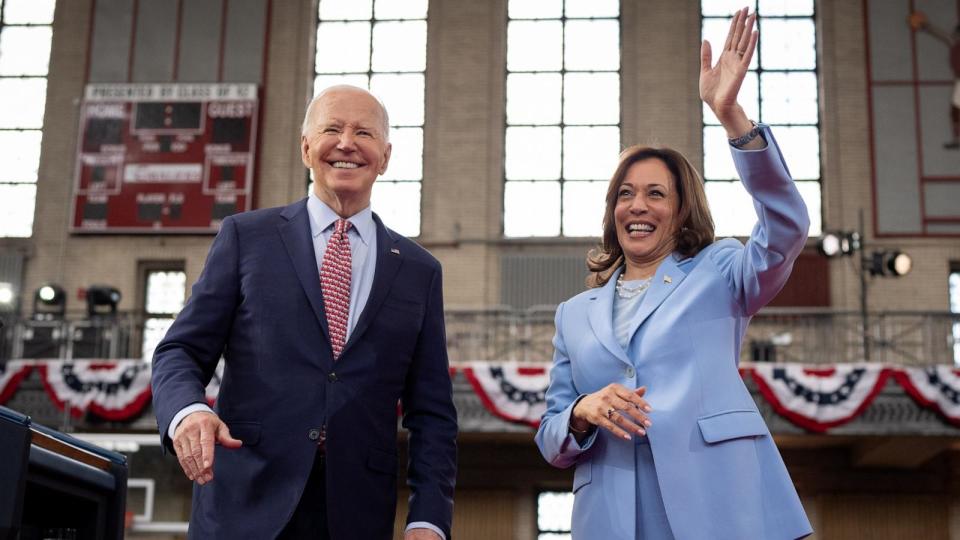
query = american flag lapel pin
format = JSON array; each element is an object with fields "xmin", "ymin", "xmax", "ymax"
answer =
[{"xmin": 390, "ymin": 248, "xmax": 400, "ymax": 255}]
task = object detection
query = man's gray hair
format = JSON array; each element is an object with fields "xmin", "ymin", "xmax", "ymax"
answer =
[{"xmin": 301, "ymin": 85, "xmax": 390, "ymax": 141}]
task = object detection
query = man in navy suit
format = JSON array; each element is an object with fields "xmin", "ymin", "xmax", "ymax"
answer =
[{"xmin": 151, "ymin": 85, "xmax": 457, "ymax": 539}]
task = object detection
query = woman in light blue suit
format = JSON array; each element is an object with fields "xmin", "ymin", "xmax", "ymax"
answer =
[{"xmin": 535, "ymin": 8, "xmax": 812, "ymax": 540}]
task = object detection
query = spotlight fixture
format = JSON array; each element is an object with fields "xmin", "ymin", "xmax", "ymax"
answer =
[
  {"xmin": 33, "ymin": 283, "xmax": 66, "ymax": 319},
  {"xmin": 817, "ymin": 231, "xmax": 861, "ymax": 257},
  {"xmin": 816, "ymin": 212, "xmax": 913, "ymax": 361},
  {"xmin": 868, "ymin": 250, "xmax": 912, "ymax": 277},
  {"xmin": 86, "ymin": 285, "xmax": 122, "ymax": 318},
  {"xmin": 38, "ymin": 285, "xmax": 58, "ymax": 302},
  {"xmin": 819, "ymin": 230, "xmax": 909, "ymax": 277},
  {"xmin": 0, "ymin": 282, "xmax": 13, "ymax": 308},
  {"xmin": 818, "ymin": 232, "xmax": 842, "ymax": 257}
]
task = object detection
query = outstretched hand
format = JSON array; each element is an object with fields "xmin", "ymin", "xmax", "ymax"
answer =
[
  {"xmin": 700, "ymin": 7, "xmax": 757, "ymax": 135},
  {"xmin": 173, "ymin": 410, "xmax": 242, "ymax": 484}
]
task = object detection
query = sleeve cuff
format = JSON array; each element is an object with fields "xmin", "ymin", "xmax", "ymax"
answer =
[
  {"xmin": 167, "ymin": 402, "xmax": 215, "ymax": 441},
  {"xmin": 562, "ymin": 394, "xmax": 598, "ymax": 452},
  {"xmin": 406, "ymin": 522, "xmax": 445, "ymax": 539}
]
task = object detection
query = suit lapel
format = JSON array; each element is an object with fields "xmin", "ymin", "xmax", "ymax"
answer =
[
  {"xmin": 278, "ymin": 199, "xmax": 330, "ymax": 342},
  {"xmin": 625, "ymin": 254, "xmax": 689, "ymax": 339},
  {"xmin": 587, "ymin": 267, "xmax": 632, "ymax": 366},
  {"xmin": 341, "ymin": 214, "xmax": 402, "ymax": 356}
]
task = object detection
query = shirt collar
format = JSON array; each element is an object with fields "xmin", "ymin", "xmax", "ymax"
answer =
[{"xmin": 307, "ymin": 191, "xmax": 374, "ymax": 247}]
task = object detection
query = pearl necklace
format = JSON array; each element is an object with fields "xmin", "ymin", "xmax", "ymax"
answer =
[{"xmin": 616, "ymin": 273, "xmax": 653, "ymax": 299}]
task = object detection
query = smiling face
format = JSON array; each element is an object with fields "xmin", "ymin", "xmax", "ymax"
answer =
[
  {"xmin": 613, "ymin": 158, "xmax": 681, "ymax": 268},
  {"xmin": 301, "ymin": 86, "xmax": 391, "ymax": 211}
]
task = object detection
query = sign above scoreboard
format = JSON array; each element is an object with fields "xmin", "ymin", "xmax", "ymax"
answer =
[{"xmin": 71, "ymin": 83, "xmax": 259, "ymax": 234}]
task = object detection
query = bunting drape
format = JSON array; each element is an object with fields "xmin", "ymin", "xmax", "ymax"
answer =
[{"xmin": 2, "ymin": 360, "xmax": 959, "ymax": 431}]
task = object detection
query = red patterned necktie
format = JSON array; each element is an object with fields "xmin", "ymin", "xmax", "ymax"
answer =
[{"xmin": 320, "ymin": 219, "xmax": 352, "ymax": 359}]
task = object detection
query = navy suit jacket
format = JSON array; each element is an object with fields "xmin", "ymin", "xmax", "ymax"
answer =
[{"xmin": 152, "ymin": 199, "xmax": 458, "ymax": 539}]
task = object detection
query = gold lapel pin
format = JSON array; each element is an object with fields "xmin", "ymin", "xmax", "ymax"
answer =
[
  {"xmin": 390, "ymin": 248, "xmax": 400, "ymax": 255},
  {"xmin": 664, "ymin": 275, "xmax": 672, "ymax": 284}
]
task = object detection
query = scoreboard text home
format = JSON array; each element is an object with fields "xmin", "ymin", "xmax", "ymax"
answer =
[{"xmin": 71, "ymin": 83, "xmax": 259, "ymax": 233}]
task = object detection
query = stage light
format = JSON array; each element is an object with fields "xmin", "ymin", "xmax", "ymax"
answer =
[
  {"xmin": 33, "ymin": 283, "xmax": 66, "ymax": 319},
  {"xmin": 869, "ymin": 250, "xmax": 912, "ymax": 277},
  {"xmin": 818, "ymin": 232, "xmax": 842, "ymax": 257},
  {"xmin": 845, "ymin": 232, "xmax": 861, "ymax": 253},
  {"xmin": 0, "ymin": 282, "xmax": 13, "ymax": 306},
  {"xmin": 817, "ymin": 211, "xmax": 913, "ymax": 362},
  {"xmin": 818, "ymin": 231, "xmax": 861, "ymax": 257},
  {"xmin": 86, "ymin": 285, "xmax": 122, "ymax": 317},
  {"xmin": 38, "ymin": 285, "xmax": 57, "ymax": 302}
]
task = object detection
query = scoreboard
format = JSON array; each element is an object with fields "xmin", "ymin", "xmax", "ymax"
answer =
[{"xmin": 71, "ymin": 83, "xmax": 259, "ymax": 233}]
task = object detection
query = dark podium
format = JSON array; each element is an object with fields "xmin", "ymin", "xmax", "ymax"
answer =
[{"xmin": 0, "ymin": 406, "xmax": 128, "ymax": 540}]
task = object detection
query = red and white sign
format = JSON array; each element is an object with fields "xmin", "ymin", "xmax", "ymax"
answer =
[{"xmin": 71, "ymin": 83, "xmax": 259, "ymax": 233}]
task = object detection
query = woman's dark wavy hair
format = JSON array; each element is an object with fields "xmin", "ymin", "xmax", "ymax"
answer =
[{"xmin": 586, "ymin": 145, "xmax": 715, "ymax": 288}]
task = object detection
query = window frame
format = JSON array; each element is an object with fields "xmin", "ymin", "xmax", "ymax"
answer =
[
  {"xmin": 535, "ymin": 488, "xmax": 574, "ymax": 539},
  {"xmin": 700, "ymin": 1, "xmax": 823, "ymax": 238},
  {"xmin": 138, "ymin": 261, "xmax": 186, "ymax": 362},
  {"xmin": 311, "ymin": 0, "xmax": 428, "ymax": 238},
  {"xmin": 502, "ymin": 1, "xmax": 622, "ymax": 239},
  {"xmin": 0, "ymin": 0, "xmax": 56, "ymax": 238}
]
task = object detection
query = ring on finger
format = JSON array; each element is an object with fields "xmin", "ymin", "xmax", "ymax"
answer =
[{"xmin": 606, "ymin": 407, "xmax": 615, "ymax": 420}]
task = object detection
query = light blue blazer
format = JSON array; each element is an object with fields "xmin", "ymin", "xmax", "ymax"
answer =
[{"xmin": 536, "ymin": 127, "xmax": 813, "ymax": 540}]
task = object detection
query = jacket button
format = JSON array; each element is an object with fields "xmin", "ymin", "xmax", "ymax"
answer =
[
  {"xmin": 307, "ymin": 428, "xmax": 321, "ymax": 441},
  {"xmin": 625, "ymin": 366, "xmax": 636, "ymax": 378},
  {"xmin": 328, "ymin": 372, "xmax": 338, "ymax": 382}
]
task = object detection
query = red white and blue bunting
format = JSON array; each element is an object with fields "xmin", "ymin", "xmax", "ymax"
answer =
[
  {"xmin": 37, "ymin": 361, "xmax": 153, "ymax": 420},
  {"xmin": 462, "ymin": 362, "xmax": 549, "ymax": 427},
  {"xmin": 0, "ymin": 360, "xmax": 33, "ymax": 404},
  {"xmin": 205, "ymin": 360, "xmax": 224, "ymax": 406},
  {"xmin": 745, "ymin": 364, "xmax": 892, "ymax": 432},
  {"xmin": 893, "ymin": 366, "xmax": 960, "ymax": 427},
  {"xmin": 0, "ymin": 359, "xmax": 223, "ymax": 421},
  {"xmin": 2, "ymin": 360, "xmax": 960, "ymax": 431}
]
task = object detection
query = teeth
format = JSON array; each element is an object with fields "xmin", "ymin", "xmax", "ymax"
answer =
[
  {"xmin": 628, "ymin": 223, "xmax": 654, "ymax": 232},
  {"xmin": 331, "ymin": 161, "xmax": 359, "ymax": 169}
]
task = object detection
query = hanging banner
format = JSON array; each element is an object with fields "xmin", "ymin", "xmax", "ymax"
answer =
[
  {"xmin": 748, "ymin": 363, "xmax": 892, "ymax": 432},
  {"xmin": 4, "ymin": 360, "xmax": 960, "ymax": 431},
  {"xmin": 0, "ymin": 361, "xmax": 34, "ymax": 405},
  {"xmin": 894, "ymin": 366, "xmax": 960, "ymax": 427},
  {"xmin": 205, "ymin": 360, "xmax": 225, "ymax": 406},
  {"xmin": 37, "ymin": 361, "xmax": 154, "ymax": 420},
  {"xmin": 462, "ymin": 362, "xmax": 549, "ymax": 427}
]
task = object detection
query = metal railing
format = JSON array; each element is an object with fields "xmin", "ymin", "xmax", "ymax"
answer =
[
  {"xmin": 1, "ymin": 309, "xmax": 957, "ymax": 366},
  {"xmin": 444, "ymin": 306, "xmax": 557, "ymax": 363},
  {"xmin": 0, "ymin": 311, "xmax": 152, "ymax": 362},
  {"xmin": 747, "ymin": 309, "xmax": 960, "ymax": 365},
  {"xmin": 436, "ymin": 308, "xmax": 960, "ymax": 365}
]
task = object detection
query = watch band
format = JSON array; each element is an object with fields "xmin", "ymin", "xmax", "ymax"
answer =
[{"xmin": 729, "ymin": 120, "xmax": 761, "ymax": 148}]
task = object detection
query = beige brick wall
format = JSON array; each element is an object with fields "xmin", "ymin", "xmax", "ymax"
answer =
[
  {"xmin": 19, "ymin": 0, "xmax": 318, "ymax": 312},
  {"xmin": 420, "ymin": 0, "xmax": 507, "ymax": 306},
  {"xmin": 10, "ymin": 0, "xmax": 959, "ymax": 314},
  {"xmin": 821, "ymin": 1, "xmax": 960, "ymax": 311}
]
